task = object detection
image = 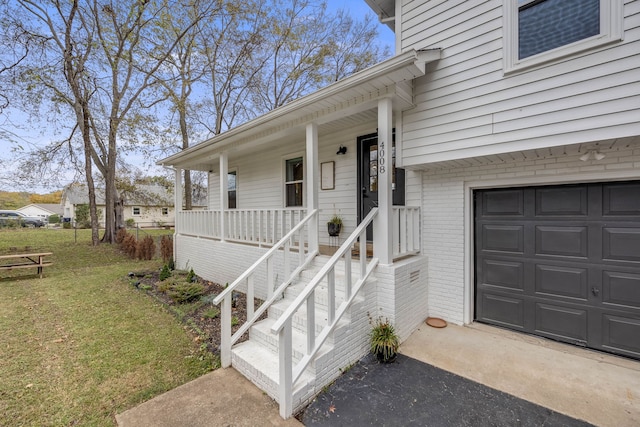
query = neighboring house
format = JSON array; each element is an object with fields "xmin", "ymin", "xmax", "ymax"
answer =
[
  {"xmin": 159, "ymin": 0, "xmax": 640, "ymax": 418},
  {"xmin": 17, "ymin": 203, "xmax": 64, "ymax": 221},
  {"xmin": 60, "ymin": 184, "xmax": 188, "ymax": 227}
]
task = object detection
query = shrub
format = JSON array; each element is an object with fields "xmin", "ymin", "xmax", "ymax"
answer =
[
  {"xmin": 115, "ymin": 228, "xmax": 128, "ymax": 244},
  {"xmin": 75, "ymin": 204, "xmax": 91, "ymax": 228},
  {"xmin": 186, "ymin": 267, "xmax": 196, "ymax": 283},
  {"xmin": 121, "ymin": 234, "xmax": 138, "ymax": 259},
  {"xmin": 62, "ymin": 221, "xmax": 71, "ymax": 229},
  {"xmin": 167, "ymin": 282, "xmax": 205, "ymax": 304},
  {"xmin": 157, "ymin": 279, "xmax": 174, "ymax": 293},
  {"xmin": 160, "ymin": 235, "xmax": 173, "ymax": 264},
  {"xmin": 48, "ymin": 214, "xmax": 60, "ymax": 224},
  {"xmin": 125, "ymin": 218, "xmax": 136, "ymax": 228},
  {"xmin": 136, "ymin": 235, "xmax": 155, "ymax": 260},
  {"xmin": 202, "ymin": 307, "xmax": 220, "ymax": 319},
  {"xmin": 159, "ymin": 264, "xmax": 171, "ymax": 281}
]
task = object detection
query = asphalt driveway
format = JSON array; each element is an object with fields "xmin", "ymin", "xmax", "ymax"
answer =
[{"xmin": 301, "ymin": 353, "xmax": 592, "ymax": 426}]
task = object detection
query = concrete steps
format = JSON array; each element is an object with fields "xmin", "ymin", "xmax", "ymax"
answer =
[{"xmin": 230, "ymin": 254, "xmax": 374, "ymax": 413}]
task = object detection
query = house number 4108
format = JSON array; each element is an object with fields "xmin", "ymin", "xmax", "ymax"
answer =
[{"xmin": 379, "ymin": 141, "xmax": 386, "ymax": 174}]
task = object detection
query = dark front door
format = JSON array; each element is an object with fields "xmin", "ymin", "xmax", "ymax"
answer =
[
  {"xmin": 357, "ymin": 133, "xmax": 405, "ymax": 240},
  {"xmin": 475, "ymin": 181, "xmax": 640, "ymax": 360}
]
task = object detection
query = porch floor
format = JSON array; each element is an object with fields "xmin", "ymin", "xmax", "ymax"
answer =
[{"xmin": 319, "ymin": 243, "xmax": 373, "ymax": 257}]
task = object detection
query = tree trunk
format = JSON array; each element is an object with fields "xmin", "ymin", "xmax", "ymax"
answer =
[
  {"xmin": 179, "ymin": 105, "xmax": 192, "ymax": 210},
  {"xmin": 101, "ymin": 123, "xmax": 119, "ymax": 244}
]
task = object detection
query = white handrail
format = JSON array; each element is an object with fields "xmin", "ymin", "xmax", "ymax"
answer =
[
  {"xmin": 271, "ymin": 208, "xmax": 379, "ymax": 418},
  {"xmin": 213, "ymin": 209, "xmax": 319, "ymax": 368}
]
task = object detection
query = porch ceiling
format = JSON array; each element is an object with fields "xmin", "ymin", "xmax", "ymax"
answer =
[{"xmin": 158, "ymin": 49, "xmax": 440, "ymax": 171}]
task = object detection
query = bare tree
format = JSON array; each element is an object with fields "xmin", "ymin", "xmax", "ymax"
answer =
[
  {"xmin": 158, "ymin": 0, "xmax": 222, "ymax": 209},
  {"xmin": 13, "ymin": 0, "xmax": 206, "ymax": 243},
  {"xmin": 251, "ymin": 0, "xmax": 389, "ymax": 113},
  {"xmin": 14, "ymin": 0, "xmax": 101, "ymax": 244}
]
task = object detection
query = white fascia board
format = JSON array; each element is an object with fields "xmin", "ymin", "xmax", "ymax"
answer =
[{"xmin": 158, "ymin": 49, "xmax": 440, "ymax": 168}]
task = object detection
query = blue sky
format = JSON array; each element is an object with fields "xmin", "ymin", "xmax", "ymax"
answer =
[
  {"xmin": 1, "ymin": 0, "xmax": 395, "ymax": 193},
  {"xmin": 328, "ymin": 0, "xmax": 395, "ymax": 48}
]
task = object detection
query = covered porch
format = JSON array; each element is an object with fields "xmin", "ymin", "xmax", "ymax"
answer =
[{"xmin": 160, "ymin": 49, "xmax": 440, "ymax": 267}]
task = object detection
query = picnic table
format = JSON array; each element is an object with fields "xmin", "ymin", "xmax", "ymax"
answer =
[{"xmin": 0, "ymin": 252, "xmax": 53, "ymax": 279}]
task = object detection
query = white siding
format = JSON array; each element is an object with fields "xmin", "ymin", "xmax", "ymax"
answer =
[
  {"xmin": 399, "ymin": 0, "xmax": 640, "ymax": 166},
  {"xmin": 205, "ymin": 121, "xmax": 392, "ymax": 246}
]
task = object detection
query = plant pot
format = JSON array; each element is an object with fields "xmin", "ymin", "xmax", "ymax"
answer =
[
  {"xmin": 375, "ymin": 349, "xmax": 397, "ymax": 364},
  {"xmin": 328, "ymin": 223, "xmax": 341, "ymax": 236}
]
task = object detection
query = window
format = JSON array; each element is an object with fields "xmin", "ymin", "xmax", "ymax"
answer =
[
  {"xmin": 228, "ymin": 170, "xmax": 237, "ymax": 209},
  {"xmin": 162, "ymin": 207, "xmax": 169, "ymax": 216},
  {"xmin": 504, "ymin": 0, "xmax": 622, "ymax": 72},
  {"xmin": 132, "ymin": 207, "xmax": 141, "ymax": 216},
  {"xmin": 285, "ymin": 157, "xmax": 303, "ymax": 207}
]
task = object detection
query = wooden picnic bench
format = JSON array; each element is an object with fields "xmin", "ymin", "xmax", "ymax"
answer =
[{"xmin": 0, "ymin": 252, "xmax": 53, "ymax": 279}]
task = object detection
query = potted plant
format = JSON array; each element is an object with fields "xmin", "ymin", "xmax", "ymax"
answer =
[
  {"xmin": 369, "ymin": 316, "xmax": 399, "ymax": 363},
  {"xmin": 327, "ymin": 214, "xmax": 342, "ymax": 236}
]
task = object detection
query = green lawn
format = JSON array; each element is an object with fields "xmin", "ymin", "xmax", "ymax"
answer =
[{"xmin": 0, "ymin": 228, "xmax": 217, "ymax": 426}]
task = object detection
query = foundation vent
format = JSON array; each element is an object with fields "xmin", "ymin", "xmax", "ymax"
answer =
[{"xmin": 409, "ymin": 270, "xmax": 420, "ymax": 286}]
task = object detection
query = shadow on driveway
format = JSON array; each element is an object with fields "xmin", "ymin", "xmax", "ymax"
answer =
[{"xmin": 301, "ymin": 354, "xmax": 593, "ymax": 426}]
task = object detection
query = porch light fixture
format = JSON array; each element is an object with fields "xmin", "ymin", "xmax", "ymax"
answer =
[
  {"xmin": 580, "ymin": 150, "xmax": 606, "ymax": 162},
  {"xmin": 336, "ymin": 145, "xmax": 347, "ymax": 155}
]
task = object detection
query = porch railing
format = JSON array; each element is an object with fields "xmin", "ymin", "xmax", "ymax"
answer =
[
  {"xmin": 212, "ymin": 209, "xmax": 319, "ymax": 368},
  {"xmin": 176, "ymin": 210, "xmax": 221, "ymax": 238},
  {"xmin": 271, "ymin": 208, "xmax": 379, "ymax": 418},
  {"xmin": 226, "ymin": 209, "xmax": 306, "ymax": 246},
  {"xmin": 393, "ymin": 206, "xmax": 420, "ymax": 259}
]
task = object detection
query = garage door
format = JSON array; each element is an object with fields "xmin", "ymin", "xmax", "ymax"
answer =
[{"xmin": 475, "ymin": 181, "xmax": 640, "ymax": 360}]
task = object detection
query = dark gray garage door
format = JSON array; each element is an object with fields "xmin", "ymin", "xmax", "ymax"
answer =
[{"xmin": 475, "ymin": 181, "xmax": 640, "ymax": 360}]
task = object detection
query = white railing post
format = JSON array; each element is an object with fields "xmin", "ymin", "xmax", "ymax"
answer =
[
  {"xmin": 306, "ymin": 292, "xmax": 315, "ymax": 353},
  {"xmin": 327, "ymin": 269, "xmax": 335, "ymax": 324},
  {"xmin": 219, "ymin": 153, "xmax": 228, "ymax": 242},
  {"xmin": 221, "ymin": 295, "xmax": 232, "ymax": 367},
  {"xmin": 247, "ymin": 275, "xmax": 254, "ymax": 320},
  {"xmin": 278, "ymin": 320, "xmax": 293, "ymax": 419},
  {"xmin": 344, "ymin": 253, "xmax": 352, "ymax": 298},
  {"xmin": 360, "ymin": 233, "xmax": 366, "ymax": 277},
  {"xmin": 267, "ymin": 257, "xmax": 274, "ymax": 298}
]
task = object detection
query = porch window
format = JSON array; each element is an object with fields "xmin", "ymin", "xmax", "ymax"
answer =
[
  {"xmin": 285, "ymin": 157, "xmax": 303, "ymax": 207},
  {"xmin": 132, "ymin": 206, "xmax": 141, "ymax": 216},
  {"xmin": 228, "ymin": 170, "xmax": 237, "ymax": 209},
  {"xmin": 504, "ymin": 0, "xmax": 622, "ymax": 72}
]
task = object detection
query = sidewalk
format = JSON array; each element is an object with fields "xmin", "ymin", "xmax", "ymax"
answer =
[{"xmin": 115, "ymin": 368, "xmax": 301, "ymax": 427}]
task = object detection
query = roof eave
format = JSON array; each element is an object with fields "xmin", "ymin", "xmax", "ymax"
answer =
[{"xmin": 158, "ymin": 48, "xmax": 440, "ymax": 168}]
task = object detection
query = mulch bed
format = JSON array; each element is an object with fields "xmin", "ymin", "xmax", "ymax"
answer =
[{"xmin": 130, "ymin": 269, "xmax": 264, "ymax": 355}]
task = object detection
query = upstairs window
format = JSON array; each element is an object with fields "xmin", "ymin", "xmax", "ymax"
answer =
[
  {"xmin": 162, "ymin": 207, "xmax": 169, "ymax": 216},
  {"xmin": 132, "ymin": 207, "xmax": 141, "ymax": 216},
  {"xmin": 505, "ymin": 0, "xmax": 622, "ymax": 72},
  {"xmin": 285, "ymin": 157, "xmax": 303, "ymax": 207}
]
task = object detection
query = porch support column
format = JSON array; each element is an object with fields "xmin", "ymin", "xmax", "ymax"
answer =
[
  {"xmin": 174, "ymin": 168, "xmax": 183, "ymax": 262},
  {"xmin": 306, "ymin": 122, "xmax": 319, "ymax": 254},
  {"xmin": 219, "ymin": 152, "xmax": 228, "ymax": 242},
  {"xmin": 374, "ymin": 97, "xmax": 393, "ymax": 265},
  {"xmin": 175, "ymin": 168, "xmax": 183, "ymax": 213}
]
